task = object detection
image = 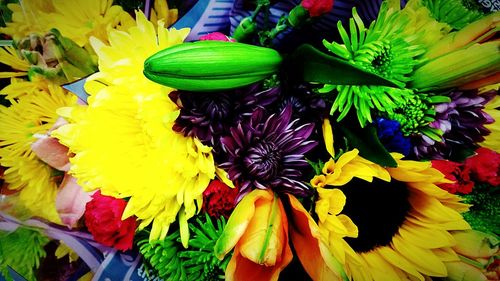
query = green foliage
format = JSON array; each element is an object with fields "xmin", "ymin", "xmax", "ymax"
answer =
[
  {"xmin": 0, "ymin": 0, "xmax": 17, "ymax": 28},
  {"xmin": 137, "ymin": 230, "xmax": 187, "ymax": 280},
  {"xmin": 180, "ymin": 214, "xmax": 230, "ymax": 281},
  {"xmin": 137, "ymin": 214, "xmax": 230, "ymax": 281},
  {"xmin": 462, "ymin": 183, "xmax": 500, "ymax": 234},
  {"xmin": 338, "ymin": 122, "xmax": 397, "ymax": 167},
  {"xmin": 0, "ymin": 227, "xmax": 49, "ymax": 281}
]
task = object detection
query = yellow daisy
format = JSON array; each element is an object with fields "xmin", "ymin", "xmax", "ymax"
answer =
[
  {"xmin": 0, "ymin": 0, "xmax": 134, "ymax": 47},
  {"xmin": 313, "ymin": 152, "xmax": 471, "ymax": 281},
  {"xmin": 52, "ymin": 12, "xmax": 214, "ymax": 246},
  {"xmin": 0, "ymin": 80, "xmax": 76, "ymax": 223}
]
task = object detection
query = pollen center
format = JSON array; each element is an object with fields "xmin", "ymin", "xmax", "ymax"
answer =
[{"xmin": 340, "ymin": 178, "xmax": 410, "ymax": 253}]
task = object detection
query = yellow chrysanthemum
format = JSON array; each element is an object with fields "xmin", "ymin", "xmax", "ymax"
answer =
[
  {"xmin": 1, "ymin": 77, "xmax": 51, "ymax": 101},
  {"xmin": 0, "ymin": 46, "xmax": 29, "ymax": 79},
  {"xmin": 150, "ymin": 0, "xmax": 179, "ymax": 28},
  {"xmin": 52, "ymin": 12, "xmax": 214, "ymax": 246},
  {"xmin": 85, "ymin": 11, "xmax": 188, "ymax": 92},
  {"xmin": 0, "ymin": 80, "xmax": 76, "ymax": 223},
  {"xmin": 0, "ymin": 0, "xmax": 134, "ymax": 47},
  {"xmin": 313, "ymin": 152, "xmax": 471, "ymax": 281}
]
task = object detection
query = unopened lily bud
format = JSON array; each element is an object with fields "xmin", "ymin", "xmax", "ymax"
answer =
[
  {"xmin": 445, "ymin": 261, "xmax": 488, "ymax": 281},
  {"xmin": 233, "ymin": 17, "xmax": 258, "ymax": 42},
  {"xmin": 143, "ymin": 40, "xmax": 282, "ymax": 92},
  {"xmin": 452, "ymin": 230, "xmax": 499, "ymax": 259}
]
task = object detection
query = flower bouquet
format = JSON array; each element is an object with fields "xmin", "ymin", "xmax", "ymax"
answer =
[{"xmin": 0, "ymin": 0, "xmax": 499, "ymax": 280}]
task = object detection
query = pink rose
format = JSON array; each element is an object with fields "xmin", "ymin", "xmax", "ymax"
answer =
[{"xmin": 56, "ymin": 174, "xmax": 92, "ymax": 228}]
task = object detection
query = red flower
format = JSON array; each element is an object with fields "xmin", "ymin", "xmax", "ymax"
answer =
[
  {"xmin": 301, "ymin": 0, "xmax": 334, "ymax": 17},
  {"xmin": 465, "ymin": 147, "xmax": 500, "ymax": 186},
  {"xmin": 202, "ymin": 180, "xmax": 239, "ymax": 218},
  {"xmin": 199, "ymin": 32, "xmax": 236, "ymax": 42},
  {"xmin": 432, "ymin": 160, "xmax": 474, "ymax": 194},
  {"xmin": 84, "ymin": 191, "xmax": 136, "ymax": 251}
]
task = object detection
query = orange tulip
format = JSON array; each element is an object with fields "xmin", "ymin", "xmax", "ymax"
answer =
[
  {"xmin": 286, "ymin": 194, "xmax": 348, "ymax": 281},
  {"xmin": 214, "ymin": 189, "xmax": 347, "ymax": 281}
]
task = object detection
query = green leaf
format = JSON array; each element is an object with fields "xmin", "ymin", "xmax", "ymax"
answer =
[
  {"xmin": 288, "ymin": 44, "xmax": 399, "ymax": 87},
  {"xmin": 338, "ymin": 122, "xmax": 397, "ymax": 167},
  {"xmin": 448, "ymin": 144, "xmax": 477, "ymax": 162}
]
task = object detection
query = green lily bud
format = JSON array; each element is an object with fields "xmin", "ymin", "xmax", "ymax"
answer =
[
  {"xmin": 143, "ymin": 41, "xmax": 282, "ymax": 92},
  {"xmin": 233, "ymin": 17, "xmax": 258, "ymax": 42},
  {"xmin": 411, "ymin": 41, "xmax": 500, "ymax": 90}
]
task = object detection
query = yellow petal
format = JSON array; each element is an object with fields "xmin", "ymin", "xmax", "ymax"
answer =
[
  {"xmin": 392, "ymin": 234, "xmax": 447, "ymax": 277},
  {"xmin": 322, "ymin": 118, "xmax": 335, "ymax": 157}
]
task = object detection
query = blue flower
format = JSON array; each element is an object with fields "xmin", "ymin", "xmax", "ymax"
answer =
[{"xmin": 376, "ymin": 117, "xmax": 411, "ymax": 156}]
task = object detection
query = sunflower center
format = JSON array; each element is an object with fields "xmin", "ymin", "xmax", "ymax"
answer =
[
  {"xmin": 340, "ymin": 178, "xmax": 410, "ymax": 253},
  {"xmin": 243, "ymin": 141, "xmax": 281, "ymax": 181}
]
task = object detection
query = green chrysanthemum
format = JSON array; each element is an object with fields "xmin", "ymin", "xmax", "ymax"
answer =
[
  {"xmin": 422, "ymin": 0, "xmax": 485, "ymax": 30},
  {"xmin": 0, "ymin": 227, "xmax": 49, "ymax": 281},
  {"xmin": 137, "ymin": 214, "xmax": 230, "ymax": 281},
  {"xmin": 322, "ymin": 3, "xmax": 425, "ymax": 126},
  {"xmin": 384, "ymin": 93, "xmax": 449, "ymax": 141}
]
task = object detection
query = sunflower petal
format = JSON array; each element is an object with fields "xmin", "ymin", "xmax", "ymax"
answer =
[
  {"xmin": 376, "ymin": 247, "xmax": 424, "ymax": 281},
  {"xmin": 392, "ymin": 234, "xmax": 447, "ymax": 277}
]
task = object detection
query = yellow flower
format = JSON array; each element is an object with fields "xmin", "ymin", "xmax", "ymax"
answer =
[
  {"xmin": 311, "ymin": 149, "xmax": 390, "ymax": 188},
  {"xmin": 85, "ymin": 11, "xmax": 189, "ymax": 93},
  {"xmin": 0, "ymin": 47, "xmax": 29, "ymax": 79},
  {"xmin": 0, "ymin": 0, "xmax": 134, "ymax": 47},
  {"xmin": 150, "ymin": 0, "xmax": 179, "ymax": 28},
  {"xmin": 481, "ymin": 85, "xmax": 500, "ymax": 151},
  {"xmin": 314, "ymin": 153, "xmax": 471, "ymax": 281},
  {"xmin": 0, "ymin": 80, "xmax": 76, "ymax": 223},
  {"xmin": 52, "ymin": 12, "xmax": 213, "ymax": 246}
]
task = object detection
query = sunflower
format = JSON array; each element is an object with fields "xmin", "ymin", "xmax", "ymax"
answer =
[
  {"xmin": 52, "ymin": 12, "xmax": 214, "ymax": 246},
  {"xmin": 481, "ymin": 85, "xmax": 500, "ymax": 152},
  {"xmin": 311, "ymin": 150, "xmax": 471, "ymax": 280},
  {"xmin": 0, "ymin": 0, "xmax": 134, "ymax": 47},
  {"xmin": 0, "ymin": 80, "xmax": 76, "ymax": 223}
]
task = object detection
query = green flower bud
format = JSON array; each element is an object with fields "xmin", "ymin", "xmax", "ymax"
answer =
[
  {"xmin": 233, "ymin": 17, "xmax": 258, "ymax": 43},
  {"xmin": 143, "ymin": 41, "xmax": 282, "ymax": 92}
]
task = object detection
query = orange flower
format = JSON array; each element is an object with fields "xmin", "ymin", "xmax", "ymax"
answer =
[{"xmin": 214, "ymin": 189, "xmax": 347, "ymax": 281}]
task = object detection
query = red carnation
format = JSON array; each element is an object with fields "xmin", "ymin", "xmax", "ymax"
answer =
[
  {"xmin": 465, "ymin": 147, "xmax": 500, "ymax": 186},
  {"xmin": 432, "ymin": 160, "xmax": 474, "ymax": 194},
  {"xmin": 202, "ymin": 180, "xmax": 239, "ymax": 219},
  {"xmin": 301, "ymin": 0, "xmax": 334, "ymax": 17},
  {"xmin": 84, "ymin": 191, "xmax": 137, "ymax": 251}
]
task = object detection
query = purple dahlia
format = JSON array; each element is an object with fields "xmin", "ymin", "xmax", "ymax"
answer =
[
  {"xmin": 169, "ymin": 84, "xmax": 279, "ymax": 153},
  {"xmin": 412, "ymin": 89, "xmax": 495, "ymax": 160},
  {"xmin": 220, "ymin": 105, "xmax": 317, "ymax": 199}
]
